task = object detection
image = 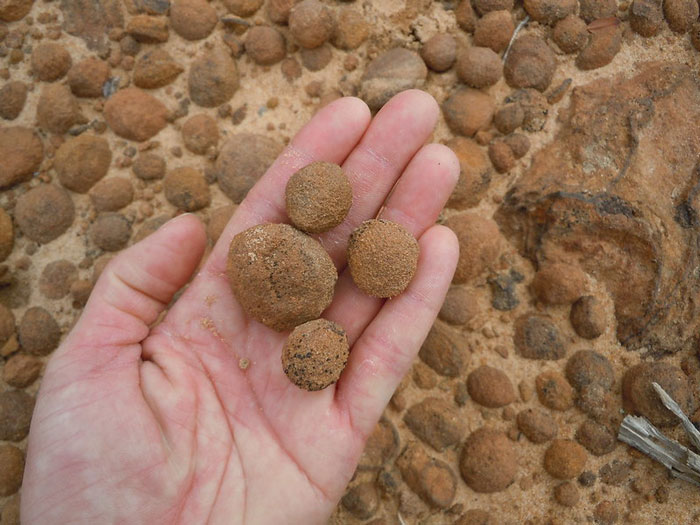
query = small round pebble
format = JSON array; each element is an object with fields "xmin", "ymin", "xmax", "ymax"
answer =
[
  {"xmin": 576, "ymin": 26, "xmax": 622, "ymax": 71},
  {"xmin": 0, "ymin": 81, "xmax": 27, "ymax": 120},
  {"xmin": 513, "ymin": 313, "xmax": 566, "ymax": 360},
  {"xmin": 456, "ymin": 0, "xmax": 476, "ymax": 32},
  {"xmin": 90, "ymin": 213, "xmax": 132, "ymax": 252},
  {"xmin": 579, "ymin": 0, "xmax": 617, "ymax": 22},
  {"xmin": 593, "ymin": 500, "xmax": 619, "ymax": 524},
  {"xmin": 570, "ymin": 295, "xmax": 606, "ymax": 339},
  {"xmin": 536, "ymin": 370, "xmax": 574, "ymax": 411},
  {"xmin": 446, "ymin": 137, "xmax": 492, "ymax": 209},
  {"xmin": 488, "ymin": 140, "xmax": 516, "ymax": 173},
  {"xmin": 289, "ymin": 0, "xmax": 334, "ymax": 49},
  {"xmin": 443, "ymin": 88, "xmax": 494, "ymax": 137},
  {"xmin": 0, "ymin": 304, "xmax": 15, "ymax": 347},
  {"xmin": 503, "ymin": 133, "xmax": 530, "ymax": 158},
  {"xmin": 544, "ymin": 439, "xmax": 587, "ymax": 480},
  {"xmin": 54, "ymin": 134, "xmax": 112, "ymax": 193},
  {"xmin": 524, "ymin": 0, "xmax": 576, "ymax": 25},
  {"xmin": 332, "ymin": 8, "xmax": 370, "ymax": 50},
  {"xmin": 531, "ymin": 262, "xmax": 586, "ymax": 305},
  {"xmin": 31, "ymin": 42, "xmax": 72, "ymax": 81},
  {"xmin": 164, "ymin": 167, "xmax": 211, "ymax": 212},
  {"xmin": 133, "ymin": 152, "xmax": 166, "ymax": 180},
  {"xmin": 360, "ymin": 48, "xmax": 427, "ymax": 112},
  {"xmin": 504, "ymin": 35, "xmax": 557, "ymax": 92},
  {"xmin": 3, "ymin": 353, "xmax": 41, "ymax": 388},
  {"xmin": 216, "ymin": 133, "xmax": 283, "ymax": 203},
  {"xmin": 467, "ymin": 365, "xmax": 515, "ymax": 407},
  {"xmin": 300, "ymin": 45, "xmax": 333, "ymax": 71},
  {"xmin": 133, "ymin": 49, "xmax": 184, "ymax": 89},
  {"xmin": 630, "ymin": 0, "xmax": 664, "ymax": 37},
  {"xmin": 342, "ymin": 482, "xmax": 379, "ymax": 519},
  {"xmin": 89, "ymin": 177, "xmax": 134, "ymax": 212},
  {"xmin": 553, "ymin": 15, "xmax": 589, "ymax": 53},
  {"xmin": 0, "ymin": 445, "xmax": 23, "ymax": 496},
  {"xmin": 227, "ymin": 223, "xmax": 337, "ymax": 331},
  {"xmin": 439, "ymin": 285, "xmax": 479, "ymax": 325},
  {"xmin": 517, "ymin": 408, "xmax": 557, "ymax": 443},
  {"xmin": 207, "ymin": 205, "xmax": 237, "ymax": 243},
  {"xmin": 0, "ymin": 208, "xmax": 13, "ymax": 262},
  {"xmin": 170, "ymin": 0, "xmax": 218, "ymax": 41},
  {"xmin": 456, "ymin": 47, "xmax": 502, "ymax": 88},
  {"xmin": 420, "ymin": 34, "xmax": 456, "ymax": 72},
  {"xmin": 19, "ymin": 306, "xmax": 60, "ymax": 356},
  {"xmin": 223, "ymin": 0, "xmax": 263, "ymax": 16},
  {"xmin": 39, "ymin": 260, "xmax": 78, "ymax": 299},
  {"xmin": 15, "ymin": 185, "xmax": 75, "ymax": 244},
  {"xmin": 494, "ymin": 103, "xmax": 524, "ymax": 135},
  {"xmin": 245, "ymin": 26, "xmax": 286, "ymax": 65},
  {"xmin": 473, "ymin": 10, "xmax": 514, "ymax": 53},
  {"xmin": 622, "ymin": 362, "xmax": 691, "ymax": 427},
  {"xmin": 444, "ymin": 212, "xmax": 500, "ymax": 283},
  {"xmin": 104, "ymin": 87, "xmax": 168, "ymax": 141},
  {"xmin": 554, "ymin": 481, "xmax": 579, "ymax": 507},
  {"xmin": 68, "ymin": 58, "xmax": 111, "ymax": 98},
  {"xmin": 0, "ymin": 127, "xmax": 43, "ymax": 188},
  {"xmin": 36, "ymin": 84, "xmax": 81, "ymax": 135},
  {"xmin": 181, "ymin": 114, "xmax": 219, "ymax": 155},
  {"xmin": 419, "ymin": 321, "xmax": 470, "ymax": 377},
  {"xmin": 348, "ymin": 219, "xmax": 419, "ymax": 298},
  {"xmin": 0, "ymin": 390, "xmax": 34, "ymax": 442},
  {"xmin": 565, "ymin": 350, "xmax": 614, "ymax": 391},
  {"xmin": 188, "ymin": 49, "xmax": 239, "ymax": 108},
  {"xmin": 473, "ymin": 0, "xmax": 513, "ymax": 14},
  {"xmin": 460, "ymin": 428, "xmax": 517, "ymax": 493},
  {"xmin": 663, "ymin": 0, "xmax": 698, "ymax": 33},
  {"xmin": 575, "ymin": 419, "xmax": 616, "ymax": 456},
  {"xmin": 285, "ymin": 161, "xmax": 352, "ymax": 234},
  {"xmin": 282, "ymin": 319, "xmax": 349, "ymax": 391}
]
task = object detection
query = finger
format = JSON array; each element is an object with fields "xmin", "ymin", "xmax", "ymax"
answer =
[
  {"xmin": 59, "ymin": 214, "xmax": 207, "ymax": 359},
  {"xmin": 323, "ymin": 143, "xmax": 459, "ymax": 344},
  {"xmin": 335, "ymin": 225, "xmax": 459, "ymax": 437},
  {"xmin": 319, "ymin": 89, "xmax": 439, "ymax": 266},
  {"xmin": 203, "ymin": 96, "xmax": 371, "ymax": 276}
]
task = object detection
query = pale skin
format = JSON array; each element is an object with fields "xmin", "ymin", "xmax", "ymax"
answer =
[{"xmin": 21, "ymin": 90, "xmax": 460, "ymax": 524}]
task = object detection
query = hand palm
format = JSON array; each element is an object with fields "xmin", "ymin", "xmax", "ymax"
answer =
[{"xmin": 21, "ymin": 91, "xmax": 459, "ymax": 525}]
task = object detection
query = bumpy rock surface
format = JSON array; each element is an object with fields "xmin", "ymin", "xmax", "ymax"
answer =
[
  {"xmin": 460, "ymin": 428, "xmax": 517, "ymax": 493},
  {"xmin": 496, "ymin": 63, "xmax": 700, "ymax": 354},
  {"xmin": 227, "ymin": 224, "xmax": 337, "ymax": 331},
  {"xmin": 54, "ymin": 134, "xmax": 112, "ymax": 193}
]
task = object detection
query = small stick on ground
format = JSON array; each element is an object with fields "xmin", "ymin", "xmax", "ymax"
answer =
[
  {"xmin": 503, "ymin": 15, "xmax": 530, "ymax": 62},
  {"xmin": 618, "ymin": 382, "xmax": 700, "ymax": 487}
]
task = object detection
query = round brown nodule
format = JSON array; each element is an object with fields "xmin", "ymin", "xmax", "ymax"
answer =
[
  {"xmin": 282, "ymin": 319, "xmax": 349, "ymax": 391},
  {"xmin": 347, "ymin": 219, "xmax": 419, "ymax": 298},
  {"xmin": 285, "ymin": 161, "xmax": 352, "ymax": 234},
  {"xmin": 227, "ymin": 223, "xmax": 337, "ymax": 331}
]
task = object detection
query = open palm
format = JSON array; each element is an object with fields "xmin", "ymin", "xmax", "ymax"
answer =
[{"xmin": 21, "ymin": 90, "xmax": 459, "ymax": 524}]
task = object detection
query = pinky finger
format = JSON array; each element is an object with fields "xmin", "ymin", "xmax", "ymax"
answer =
[{"xmin": 334, "ymin": 224, "xmax": 459, "ymax": 438}]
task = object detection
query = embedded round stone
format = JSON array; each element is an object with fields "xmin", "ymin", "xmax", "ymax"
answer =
[{"xmin": 227, "ymin": 224, "xmax": 337, "ymax": 331}]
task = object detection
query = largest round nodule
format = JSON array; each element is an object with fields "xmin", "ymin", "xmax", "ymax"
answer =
[{"xmin": 227, "ymin": 223, "xmax": 337, "ymax": 331}]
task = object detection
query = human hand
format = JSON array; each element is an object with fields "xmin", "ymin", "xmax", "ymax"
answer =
[{"xmin": 21, "ymin": 90, "xmax": 459, "ymax": 524}]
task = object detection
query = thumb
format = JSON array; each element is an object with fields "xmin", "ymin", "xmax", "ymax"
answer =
[{"xmin": 58, "ymin": 213, "xmax": 207, "ymax": 362}]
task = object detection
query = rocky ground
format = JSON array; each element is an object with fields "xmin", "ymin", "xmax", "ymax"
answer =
[{"xmin": 1, "ymin": 0, "xmax": 700, "ymax": 524}]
